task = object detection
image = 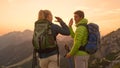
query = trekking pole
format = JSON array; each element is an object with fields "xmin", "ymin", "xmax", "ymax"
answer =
[
  {"xmin": 32, "ymin": 49, "xmax": 40, "ymax": 68},
  {"xmin": 56, "ymin": 42, "xmax": 60, "ymax": 67}
]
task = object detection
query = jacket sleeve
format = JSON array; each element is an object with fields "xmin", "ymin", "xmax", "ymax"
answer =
[
  {"xmin": 55, "ymin": 21, "xmax": 70, "ymax": 35},
  {"xmin": 69, "ymin": 26, "xmax": 86, "ymax": 56},
  {"xmin": 69, "ymin": 27, "xmax": 75, "ymax": 38}
]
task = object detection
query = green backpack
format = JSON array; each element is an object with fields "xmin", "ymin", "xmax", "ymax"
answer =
[{"xmin": 32, "ymin": 19, "xmax": 57, "ymax": 53}]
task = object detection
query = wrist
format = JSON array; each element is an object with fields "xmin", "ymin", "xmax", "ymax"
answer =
[{"xmin": 59, "ymin": 20, "xmax": 63, "ymax": 23}]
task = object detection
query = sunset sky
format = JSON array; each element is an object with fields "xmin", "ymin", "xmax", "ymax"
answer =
[{"xmin": 0, "ymin": 0, "xmax": 120, "ymax": 36}]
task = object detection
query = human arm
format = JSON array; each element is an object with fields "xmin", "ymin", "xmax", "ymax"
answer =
[
  {"xmin": 68, "ymin": 26, "xmax": 87, "ymax": 56},
  {"xmin": 69, "ymin": 18, "xmax": 75, "ymax": 38},
  {"xmin": 54, "ymin": 17, "xmax": 70, "ymax": 35}
]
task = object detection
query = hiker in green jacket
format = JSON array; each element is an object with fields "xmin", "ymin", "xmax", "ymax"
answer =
[{"xmin": 66, "ymin": 10, "xmax": 90, "ymax": 68}]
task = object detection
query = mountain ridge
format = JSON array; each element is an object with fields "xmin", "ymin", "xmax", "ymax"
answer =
[{"xmin": 0, "ymin": 28, "xmax": 120, "ymax": 68}]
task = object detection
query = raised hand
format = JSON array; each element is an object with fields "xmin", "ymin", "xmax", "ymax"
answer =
[
  {"xmin": 55, "ymin": 16, "xmax": 63, "ymax": 23},
  {"xmin": 69, "ymin": 18, "xmax": 73, "ymax": 27}
]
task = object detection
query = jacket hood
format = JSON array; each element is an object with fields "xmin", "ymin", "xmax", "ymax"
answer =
[{"xmin": 76, "ymin": 18, "xmax": 88, "ymax": 27}]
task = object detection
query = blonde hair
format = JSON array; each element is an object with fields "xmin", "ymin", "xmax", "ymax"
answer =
[{"xmin": 38, "ymin": 10, "xmax": 52, "ymax": 20}]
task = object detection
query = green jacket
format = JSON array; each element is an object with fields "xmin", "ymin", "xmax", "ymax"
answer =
[{"xmin": 69, "ymin": 18, "xmax": 89, "ymax": 56}]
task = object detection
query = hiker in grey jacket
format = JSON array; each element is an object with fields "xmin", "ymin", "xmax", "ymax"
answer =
[{"xmin": 33, "ymin": 9, "xmax": 70, "ymax": 68}]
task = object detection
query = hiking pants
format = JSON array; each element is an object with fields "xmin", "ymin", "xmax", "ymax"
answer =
[
  {"xmin": 39, "ymin": 54, "xmax": 59, "ymax": 68},
  {"xmin": 74, "ymin": 55, "xmax": 89, "ymax": 68}
]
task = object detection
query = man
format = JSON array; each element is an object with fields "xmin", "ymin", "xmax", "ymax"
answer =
[
  {"xmin": 66, "ymin": 10, "xmax": 89, "ymax": 68},
  {"xmin": 33, "ymin": 10, "xmax": 70, "ymax": 68}
]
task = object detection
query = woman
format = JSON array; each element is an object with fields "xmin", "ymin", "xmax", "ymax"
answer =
[{"xmin": 33, "ymin": 9, "xmax": 70, "ymax": 68}]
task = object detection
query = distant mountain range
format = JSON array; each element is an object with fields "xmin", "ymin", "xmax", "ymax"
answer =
[
  {"xmin": 0, "ymin": 28, "xmax": 120, "ymax": 68},
  {"xmin": 0, "ymin": 30, "xmax": 33, "ymax": 50},
  {"xmin": 0, "ymin": 29, "xmax": 72, "ymax": 68},
  {"xmin": 0, "ymin": 30, "xmax": 33, "ymax": 67}
]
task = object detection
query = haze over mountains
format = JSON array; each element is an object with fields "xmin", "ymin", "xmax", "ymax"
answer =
[
  {"xmin": 0, "ymin": 30, "xmax": 33, "ymax": 50},
  {"xmin": 0, "ymin": 29, "xmax": 71, "ymax": 67},
  {"xmin": 0, "ymin": 30, "xmax": 33, "ymax": 66},
  {"xmin": 0, "ymin": 28, "xmax": 120, "ymax": 68}
]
